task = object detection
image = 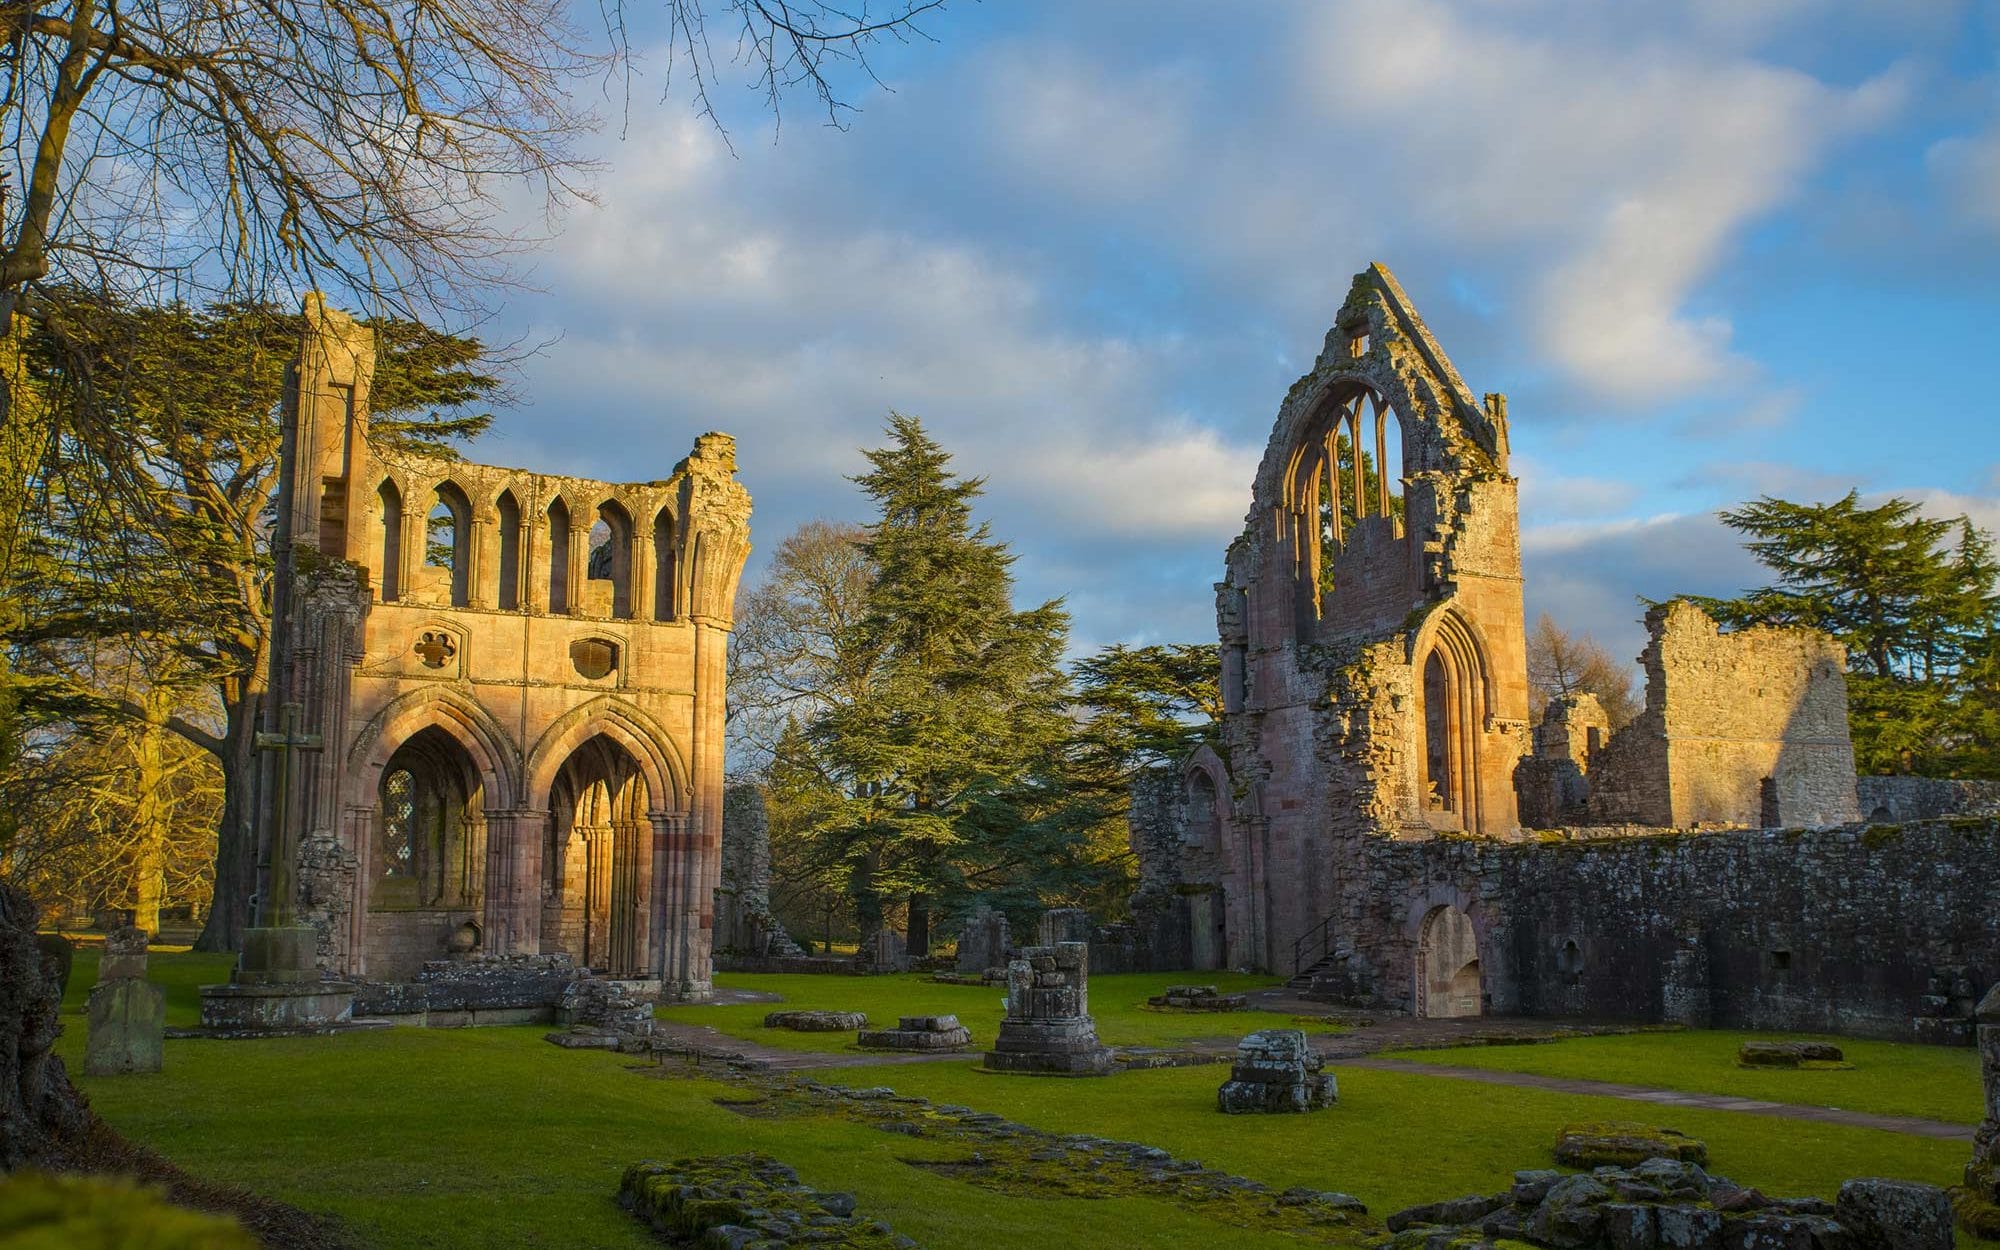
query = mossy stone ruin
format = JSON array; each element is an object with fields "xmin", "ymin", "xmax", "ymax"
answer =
[
  {"xmin": 857, "ymin": 1015, "xmax": 973, "ymax": 1051},
  {"xmin": 764, "ymin": 1010, "xmax": 868, "ymax": 1033},
  {"xmin": 984, "ymin": 942, "xmax": 1115, "ymax": 1076},
  {"xmin": 1964, "ymin": 983, "xmax": 2000, "ymax": 1238},
  {"xmin": 1552, "ymin": 1122, "xmax": 1706, "ymax": 1169},
  {"xmin": 1738, "ymin": 1040, "xmax": 1850, "ymax": 1069}
]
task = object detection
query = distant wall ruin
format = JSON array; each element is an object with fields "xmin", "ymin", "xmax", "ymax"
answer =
[{"xmin": 1585, "ymin": 601, "xmax": 1859, "ymax": 829}]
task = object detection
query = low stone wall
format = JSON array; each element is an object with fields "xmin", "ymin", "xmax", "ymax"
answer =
[
  {"xmin": 1316, "ymin": 818, "xmax": 2000, "ymax": 1042},
  {"xmin": 1858, "ymin": 776, "xmax": 2000, "ymax": 823},
  {"xmin": 352, "ymin": 955, "xmax": 581, "ymax": 1025}
]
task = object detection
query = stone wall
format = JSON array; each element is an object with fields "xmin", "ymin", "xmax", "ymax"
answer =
[
  {"xmin": 715, "ymin": 783, "xmax": 798, "ymax": 957},
  {"xmin": 1858, "ymin": 776, "xmax": 2000, "ymax": 823},
  {"xmin": 1308, "ymin": 818, "xmax": 2000, "ymax": 1041},
  {"xmin": 1588, "ymin": 601, "xmax": 1858, "ymax": 829}
]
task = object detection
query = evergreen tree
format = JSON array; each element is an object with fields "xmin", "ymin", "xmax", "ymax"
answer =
[
  {"xmin": 1688, "ymin": 491, "xmax": 1999, "ymax": 776},
  {"xmin": 780, "ymin": 415, "xmax": 1080, "ymax": 939},
  {"xmin": 3, "ymin": 292, "xmax": 500, "ymax": 944}
]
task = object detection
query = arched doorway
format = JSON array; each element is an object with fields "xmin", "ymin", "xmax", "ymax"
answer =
[
  {"xmin": 367, "ymin": 726, "xmax": 489, "ymax": 977},
  {"xmin": 543, "ymin": 733, "xmax": 651, "ymax": 974},
  {"xmin": 1416, "ymin": 905, "xmax": 1482, "ymax": 1018}
]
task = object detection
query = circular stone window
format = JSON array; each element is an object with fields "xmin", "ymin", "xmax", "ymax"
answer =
[{"xmin": 570, "ymin": 637, "xmax": 619, "ymax": 680}]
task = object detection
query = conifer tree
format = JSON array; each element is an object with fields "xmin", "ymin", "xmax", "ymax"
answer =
[
  {"xmin": 1690, "ymin": 491, "xmax": 1999, "ymax": 775},
  {"xmin": 780, "ymin": 414, "xmax": 1077, "ymax": 941}
]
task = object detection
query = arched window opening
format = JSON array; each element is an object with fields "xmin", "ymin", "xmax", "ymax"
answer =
[
  {"xmin": 653, "ymin": 508, "xmax": 677, "ymax": 621},
  {"xmin": 373, "ymin": 727, "xmax": 486, "ymax": 913},
  {"xmin": 427, "ymin": 482, "xmax": 473, "ymax": 607},
  {"xmin": 587, "ymin": 501, "xmax": 634, "ymax": 619},
  {"xmin": 1423, "ymin": 650, "xmax": 1454, "ymax": 813},
  {"xmin": 1284, "ymin": 385, "xmax": 1407, "ymax": 623},
  {"xmin": 378, "ymin": 480, "xmax": 403, "ymax": 602},
  {"xmin": 1185, "ymin": 770, "xmax": 1220, "ymax": 854},
  {"xmin": 496, "ymin": 490, "xmax": 522, "ymax": 611},
  {"xmin": 543, "ymin": 733, "xmax": 652, "ymax": 974},
  {"xmin": 547, "ymin": 499, "xmax": 571, "ymax": 615}
]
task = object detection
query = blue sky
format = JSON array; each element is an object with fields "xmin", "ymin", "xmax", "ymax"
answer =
[{"xmin": 474, "ymin": 0, "xmax": 2000, "ymax": 665}]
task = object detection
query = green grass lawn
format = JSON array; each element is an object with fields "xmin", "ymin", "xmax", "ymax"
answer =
[
  {"xmin": 659, "ymin": 969, "xmax": 1326, "ymax": 1053},
  {"xmin": 48, "ymin": 952, "xmax": 2000, "ymax": 1249},
  {"xmin": 1381, "ymin": 1028, "xmax": 1984, "ymax": 1125}
]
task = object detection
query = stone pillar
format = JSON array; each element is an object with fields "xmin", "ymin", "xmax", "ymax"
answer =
[
  {"xmin": 955, "ymin": 903, "xmax": 1011, "ymax": 974},
  {"xmin": 566, "ymin": 524, "xmax": 588, "ymax": 617},
  {"xmin": 468, "ymin": 509, "xmax": 496, "ymax": 609},
  {"xmin": 525, "ymin": 508, "xmax": 549, "ymax": 613},
  {"xmin": 84, "ymin": 927, "xmax": 164, "ymax": 1076},
  {"xmin": 482, "ymin": 809, "xmax": 544, "ymax": 957},
  {"xmin": 1972, "ymin": 984, "xmax": 2000, "ymax": 1203},
  {"xmin": 984, "ymin": 941, "xmax": 1115, "ymax": 1076},
  {"xmin": 631, "ymin": 528, "xmax": 655, "ymax": 626}
]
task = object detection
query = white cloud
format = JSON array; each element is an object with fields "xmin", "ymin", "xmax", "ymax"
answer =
[
  {"xmin": 1293, "ymin": 0, "xmax": 1906, "ymax": 402},
  {"xmin": 1928, "ymin": 122, "xmax": 2000, "ymax": 233}
]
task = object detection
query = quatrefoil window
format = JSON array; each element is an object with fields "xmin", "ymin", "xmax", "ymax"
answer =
[{"xmin": 414, "ymin": 631, "xmax": 457, "ymax": 669}]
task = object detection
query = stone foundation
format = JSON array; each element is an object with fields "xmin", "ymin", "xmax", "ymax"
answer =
[
  {"xmin": 1149, "ymin": 985, "xmax": 1248, "ymax": 1011},
  {"xmin": 765, "ymin": 1010, "xmax": 867, "ymax": 1032},
  {"xmin": 1383, "ymin": 1162, "xmax": 1952, "ymax": 1250},
  {"xmin": 856, "ymin": 1015, "xmax": 972, "ymax": 1051}
]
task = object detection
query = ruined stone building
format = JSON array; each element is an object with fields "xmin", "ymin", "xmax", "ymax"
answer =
[
  {"xmin": 273, "ymin": 298, "xmax": 750, "ymax": 996},
  {"xmin": 1127, "ymin": 264, "xmax": 1999, "ymax": 1041}
]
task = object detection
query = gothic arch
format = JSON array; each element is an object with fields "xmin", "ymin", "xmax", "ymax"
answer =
[
  {"xmin": 523, "ymin": 695, "xmax": 689, "ymax": 815},
  {"xmin": 1409, "ymin": 606, "xmax": 1495, "ymax": 830},
  {"xmin": 347, "ymin": 684, "xmax": 522, "ymax": 810}
]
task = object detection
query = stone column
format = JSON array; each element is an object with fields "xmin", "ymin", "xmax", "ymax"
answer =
[
  {"xmin": 630, "ymin": 528, "xmax": 655, "ymax": 625},
  {"xmin": 525, "ymin": 507, "xmax": 549, "ymax": 613},
  {"xmin": 468, "ymin": 509, "xmax": 496, "ymax": 609},
  {"xmin": 480, "ymin": 809, "xmax": 542, "ymax": 956},
  {"xmin": 567, "ymin": 525, "xmax": 588, "ymax": 617}
]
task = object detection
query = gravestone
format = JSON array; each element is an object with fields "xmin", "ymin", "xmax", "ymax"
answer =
[
  {"xmin": 984, "ymin": 941, "xmax": 1115, "ymax": 1075},
  {"xmin": 84, "ymin": 925, "xmax": 165, "ymax": 1076},
  {"xmin": 955, "ymin": 903, "xmax": 1011, "ymax": 974},
  {"xmin": 1216, "ymin": 1029, "xmax": 1337, "ymax": 1113}
]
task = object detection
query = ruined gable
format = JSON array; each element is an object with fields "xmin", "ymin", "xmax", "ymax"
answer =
[{"xmin": 1212, "ymin": 263, "xmax": 1531, "ymax": 973}]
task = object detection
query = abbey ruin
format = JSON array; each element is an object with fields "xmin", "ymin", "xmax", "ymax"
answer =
[
  {"xmin": 255, "ymin": 297, "xmax": 750, "ymax": 1000},
  {"xmin": 1128, "ymin": 264, "xmax": 1999, "ymax": 1041}
]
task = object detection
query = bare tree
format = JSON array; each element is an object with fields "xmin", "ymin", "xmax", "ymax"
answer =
[
  {"xmin": 1527, "ymin": 613, "xmax": 1638, "ymax": 729},
  {"xmin": 727, "ymin": 519, "xmax": 874, "ymax": 772},
  {"xmin": 658, "ymin": 1, "xmax": 947, "ymax": 138}
]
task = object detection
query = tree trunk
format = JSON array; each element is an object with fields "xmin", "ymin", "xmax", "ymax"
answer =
[
  {"xmin": 193, "ymin": 693, "xmax": 260, "ymax": 952},
  {"xmin": 906, "ymin": 892, "xmax": 930, "ymax": 957},
  {"xmin": 129, "ymin": 705, "xmax": 170, "ymax": 937},
  {"xmin": 849, "ymin": 856, "xmax": 883, "ymax": 946}
]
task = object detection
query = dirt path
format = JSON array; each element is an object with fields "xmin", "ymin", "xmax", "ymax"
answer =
[{"xmin": 1335, "ymin": 1056, "xmax": 1976, "ymax": 1141}]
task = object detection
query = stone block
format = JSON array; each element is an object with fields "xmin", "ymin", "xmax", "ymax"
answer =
[
  {"xmin": 97, "ymin": 924, "xmax": 149, "ymax": 982},
  {"xmin": 1217, "ymin": 1029, "xmax": 1338, "ymax": 1114},
  {"xmin": 83, "ymin": 978, "xmax": 164, "ymax": 1075},
  {"xmin": 1554, "ymin": 1122, "xmax": 1708, "ymax": 1169},
  {"xmin": 1834, "ymin": 1178, "xmax": 1952, "ymax": 1250},
  {"xmin": 1737, "ymin": 1041, "xmax": 1847, "ymax": 1069},
  {"xmin": 763, "ymin": 1010, "xmax": 866, "ymax": 1032},
  {"xmin": 857, "ymin": 1014, "xmax": 973, "ymax": 1052}
]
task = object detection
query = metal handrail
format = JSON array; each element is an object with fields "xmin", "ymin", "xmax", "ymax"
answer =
[{"xmin": 1291, "ymin": 912, "xmax": 1337, "ymax": 977}]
